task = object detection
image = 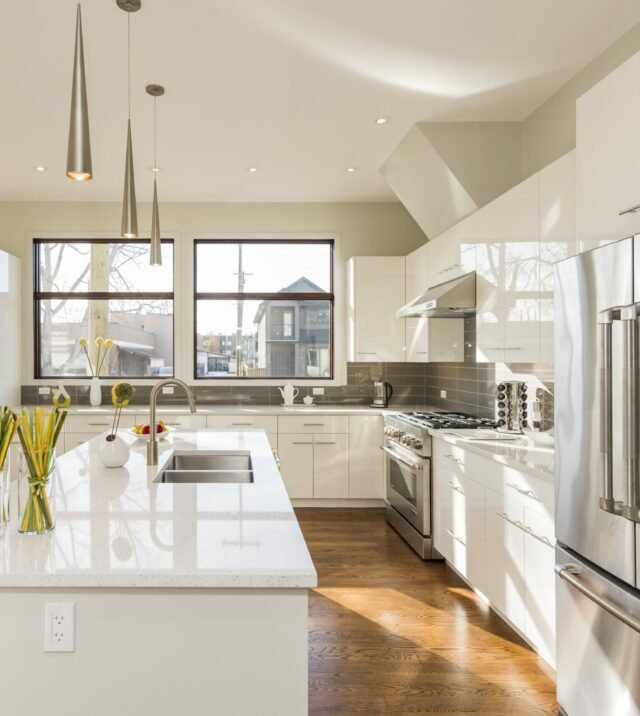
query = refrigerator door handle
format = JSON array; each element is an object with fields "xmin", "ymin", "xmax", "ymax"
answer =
[
  {"xmin": 621, "ymin": 304, "xmax": 640, "ymax": 522},
  {"xmin": 598, "ymin": 310, "xmax": 618, "ymax": 514},
  {"xmin": 556, "ymin": 563, "xmax": 640, "ymax": 634}
]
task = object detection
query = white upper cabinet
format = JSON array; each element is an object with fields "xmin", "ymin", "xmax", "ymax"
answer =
[
  {"xmin": 0, "ymin": 252, "xmax": 21, "ymax": 406},
  {"xmin": 348, "ymin": 256, "xmax": 406, "ymax": 362},
  {"xmin": 426, "ymin": 218, "xmax": 477, "ymax": 289},
  {"xmin": 577, "ymin": 50, "xmax": 640, "ymax": 252},
  {"xmin": 474, "ymin": 175, "xmax": 540, "ymax": 363},
  {"xmin": 405, "ymin": 242, "xmax": 430, "ymax": 301},
  {"xmin": 539, "ymin": 151, "xmax": 576, "ymax": 364}
]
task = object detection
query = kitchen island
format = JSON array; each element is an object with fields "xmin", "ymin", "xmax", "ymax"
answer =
[{"xmin": 0, "ymin": 429, "xmax": 317, "ymax": 715}]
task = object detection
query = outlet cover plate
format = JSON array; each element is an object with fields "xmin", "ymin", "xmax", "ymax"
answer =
[
  {"xmin": 440, "ymin": 390, "xmax": 447, "ymax": 398},
  {"xmin": 312, "ymin": 388, "xmax": 324, "ymax": 396},
  {"xmin": 162, "ymin": 386, "xmax": 175, "ymax": 395},
  {"xmin": 38, "ymin": 386, "xmax": 51, "ymax": 395},
  {"xmin": 45, "ymin": 602, "xmax": 75, "ymax": 652}
]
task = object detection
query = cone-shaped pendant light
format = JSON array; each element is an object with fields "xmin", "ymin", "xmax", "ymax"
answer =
[
  {"xmin": 118, "ymin": 0, "xmax": 141, "ymax": 238},
  {"xmin": 121, "ymin": 119, "xmax": 137, "ymax": 238},
  {"xmin": 146, "ymin": 84, "xmax": 165, "ymax": 266},
  {"xmin": 150, "ymin": 178, "xmax": 161, "ymax": 265},
  {"xmin": 66, "ymin": 4, "xmax": 92, "ymax": 181}
]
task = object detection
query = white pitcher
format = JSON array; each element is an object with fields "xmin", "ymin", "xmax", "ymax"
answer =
[{"xmin": 278, "ymin": 384, "xmax": 299, "ymax": 405}]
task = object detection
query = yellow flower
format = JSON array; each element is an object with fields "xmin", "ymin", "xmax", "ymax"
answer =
[
  {"xmin": 78, "ymin": 338, "xmax": 88, "ymax": 347},
  {"xmin": 105, "ymin": 339, "xmax": 114, "ymax": 349},
  {"xmin": 95, "ymin": 337, "xmax": 104, "ymax": 347},
  {"xmin": 111, "ymin": 382, "xmax": 135, "ymax": 407}
]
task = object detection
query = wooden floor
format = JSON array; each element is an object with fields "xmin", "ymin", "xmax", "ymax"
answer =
[{"xmin": 297, "ymin": 508, "xmax": 558, "ymax": 715}]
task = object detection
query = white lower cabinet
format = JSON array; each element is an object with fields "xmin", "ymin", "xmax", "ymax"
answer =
[
  {"xmin": 347, "ymin": 415, "xmax": 384, "ymax": 499},
  {"xmin": 313, "ymin": 434, "xmax": 349, "ymax": 498},
  {"xmin": 433, "ymin": 439, "xmax": 555, "ymax": 666},
  {"xmin": 277, "ymin": 435, "xmax": 314, "ymax": 498},
  {"xmin": 485, "ymin": 488, "xmax": 526, "ymax": 633}
]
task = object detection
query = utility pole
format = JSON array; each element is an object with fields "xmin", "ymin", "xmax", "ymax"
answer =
[{"xmin": 234, "ymin": 245, "xmax": 252, "ymax": 376}]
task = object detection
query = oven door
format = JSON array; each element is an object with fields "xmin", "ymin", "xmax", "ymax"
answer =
[{"xmin": 382, "ymin": 444, "xmax": 429, "ymax": 535}]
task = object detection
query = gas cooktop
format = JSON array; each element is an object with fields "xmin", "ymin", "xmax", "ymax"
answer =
[{"xmin": 398, "ymin": 411, "xmax": 499, "ymax": 431}]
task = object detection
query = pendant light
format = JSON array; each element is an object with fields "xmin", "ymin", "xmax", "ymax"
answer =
[
  {"xmin": 66, "ymin": 4, "xmax": 92, "ymax": 181},
  {"xmin": 117, "ymin": 0, "xmax": 141, "ymax": 238},
  {"xmin": 146, "ymin": 84, "xmax": 164, "ymax": 266}
]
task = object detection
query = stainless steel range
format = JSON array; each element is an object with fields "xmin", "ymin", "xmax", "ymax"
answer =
[{"xmin": 382, "ymin": 411, "xmax": 498, "ymax": 559}]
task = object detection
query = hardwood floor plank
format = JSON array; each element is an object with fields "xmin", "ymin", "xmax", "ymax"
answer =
[{"xmin": 299, "ymin": 508, "xmax": 558, "ymax": 715}]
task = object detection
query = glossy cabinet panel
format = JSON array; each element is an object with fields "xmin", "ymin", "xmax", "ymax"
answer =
[
  {"xmin": 348, "ymin": 256, "xmax": 406, "ymax": 362},
  {"xmin": 577, "ymin": 50, "xmax": 640, "ymax": 252},
  {"xmin": 0, "ymin": 252, "xmax": 20, "ymax": 406},
  {"xmin": 313, "ymin": 434, "xmax": 349, "ymax": 498},
  {"xmin": 277, "ymin": 434, "xmax": 314, "ymax": 498},
  {"xmin": 348, "ymin": 415, "xmax": 384, "ymax": 499}
]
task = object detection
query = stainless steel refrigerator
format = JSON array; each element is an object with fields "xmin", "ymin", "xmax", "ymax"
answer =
[{"xmin": 555, "ymin": 235, "xmax": 640, "ymax": 715}]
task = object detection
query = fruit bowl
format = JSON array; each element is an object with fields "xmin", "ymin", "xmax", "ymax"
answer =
[{"xmin": 127, "ymin": 425, "xmax": 174, "ymax": 441}]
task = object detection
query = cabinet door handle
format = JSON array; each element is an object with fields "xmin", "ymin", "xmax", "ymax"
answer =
[
  {"xmin": 292, "ymin": 441, "xmax": 313, "ymax": 445},
  {"xmin": 315, "ymin": 441, "xmax": 336, "ymax": 445},
  {"xmin": 524, "ymin": 525, "xmax": 554, "ymax": 546},
  {"xmin": 619, "ymin": 203, "xmax": 640, "ymax": 217},
  {"xmin": 304, "ymin": 423, "xmax": 324, "ymax": 427},
  {"xmin": 506, "ymin": 482, "xmax": 539, "ymax": 500},
  {"xmin": 505, "ymin": 346, "xmax": 523, "ymax": 351},
  {"xmin": 496, "ymin": 511, "xmax": 524, "ymax": 529},
  {"xmin": 231, "ymin": 422, "xmax": 254, "ymax": 426},
  {"xmin": 445, "ymin": 528, "xmax": 466, "ymax": 547},
  {"xmin": 447, "ymin": 481, "xmax": 465, "ymax": 495},
  {"xmin": 163, "ymin": 422, "xmax": 182, "ymax": 427},
  {"xmin": 88, "ymin": 422, "xmax": 110, "ymax": 427},
  {"xmin": 444, "ymin": 454, "xmax": 463, "ymax": 464}
]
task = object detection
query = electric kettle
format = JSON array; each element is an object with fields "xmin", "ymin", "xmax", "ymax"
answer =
[{"xmin": 371, "ymin": 381, "xmax": 393, "ymax": 408}]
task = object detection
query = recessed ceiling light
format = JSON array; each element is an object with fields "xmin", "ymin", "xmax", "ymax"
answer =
[
  {"xmin": 247, "ymin": 166, "xmax": 259, "ymax": 173},
  {"xmin": 375, "ymin": 116, "xmax": 390, "ymax": 125},
  {"xmin": 34, "ymin": 165, "xmax": 47, "ymax": 172},
  {"xmin": 345, "ymin": 166, "xmax": 358, "ymax": 173}
]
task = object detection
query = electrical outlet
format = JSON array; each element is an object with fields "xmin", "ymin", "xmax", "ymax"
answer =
[
  {"xmin": 45, "ymin": 602, "xmax": 75, "ymax": 653},
  {"xmin": 38, "ymin": 386, "xmax": 51, "ymax": 396},
  {"xmin": 312, "ymin": 388, "xmax": 324, "ymax": 396},
  {"xmin": 440, "ymin": 390, "xmax": 447, "ymax": 398},
  {"xmin": 162, "ymin": 386, "xmax": 175, "ymax": 395}
]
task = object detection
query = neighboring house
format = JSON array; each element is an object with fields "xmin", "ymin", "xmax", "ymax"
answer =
[{"xmin": 253, "ymin": 276, "xmax": 330, "ymax": 378}]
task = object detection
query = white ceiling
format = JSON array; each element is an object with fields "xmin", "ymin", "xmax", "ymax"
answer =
[{"xmin": 1, "ymin": 0, "xmax": 638, "ymax": 202}]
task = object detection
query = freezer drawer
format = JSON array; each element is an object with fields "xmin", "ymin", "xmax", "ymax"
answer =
[{"xmin": 556, "ymin": 545, "xmax": 640, "ymax": 716}]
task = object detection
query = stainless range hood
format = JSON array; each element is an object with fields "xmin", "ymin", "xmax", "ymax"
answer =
[{"xmin": 397, "ymin": 271, "xmax": 476, "ymax": 318}]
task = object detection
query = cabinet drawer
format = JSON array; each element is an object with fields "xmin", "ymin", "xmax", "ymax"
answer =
[
  {"xmin": 137, "ymin": 414, "xmax": 207, "ymax": 430},
  {"xmin": 436, "ymin": 462, "xmax": 485, "ymax": 541},
  {"xmin": 205, "ymin": 415, "xmax": 278, "ymax": 432},
  {"xmin": 503, "ymin": 468, "xmax": 554, "ymax": 519},
  {"xmin": 433, "ymin": 440, "xmax": 486, "ymax": 477},
  {"xmin": 278, "ymin": 415, "xmax": 348, "ymax": 434},
  {"xmin": 66, "ymin": 414, "xmax": 136, "ymax": 434}
]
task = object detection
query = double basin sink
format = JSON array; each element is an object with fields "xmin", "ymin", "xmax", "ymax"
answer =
[{"xmin": 155, "ymin": 451, "xmax": 254, "ymax": 484}]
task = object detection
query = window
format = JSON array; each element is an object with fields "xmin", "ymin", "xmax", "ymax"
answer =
[
  {"xmin": 34, "ymin": 239, "xmax": 174, "ymax": 378},
  {"xmin": 194, "ymin": 239, "xmax": 334, "ymax": 379}
]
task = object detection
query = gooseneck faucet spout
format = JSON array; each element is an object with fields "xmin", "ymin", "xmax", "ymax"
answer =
[{"xmin": 148, "ymin": 378, "xmax": 196, "ymax": 466}]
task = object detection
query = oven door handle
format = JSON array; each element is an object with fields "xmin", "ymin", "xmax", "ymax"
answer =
[{"xmin": 380, "ymin": 446, "xmax": 424, "ymax": 471}]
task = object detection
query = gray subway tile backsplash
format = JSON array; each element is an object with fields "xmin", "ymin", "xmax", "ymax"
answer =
[{"xmin": 21, "ymin": 357, "xmax": 555, "ymax": 428}]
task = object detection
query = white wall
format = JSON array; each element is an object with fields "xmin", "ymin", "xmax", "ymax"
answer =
[
  {"xmin": 522, "ymin": 21, "xmax": 640, "ymax": 177},
  {"xmin": 0, "ymin": 200, "xmax": 425, "ymax": 386}
]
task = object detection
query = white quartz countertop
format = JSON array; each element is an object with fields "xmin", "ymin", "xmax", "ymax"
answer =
[
  {"xmin": 431, "ymin": 430, "xmax": 554, "ymax": 482},
  {"xmin": 0, "ymin": 430, "xmax": 318, "ymax": 589}
]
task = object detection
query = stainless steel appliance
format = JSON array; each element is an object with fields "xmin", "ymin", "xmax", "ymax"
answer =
[
  {"xmin": 397, "ymin": 271, "xmax": 476, "ymax": 318},
  {"xmin": 555, "ymin": 236, "xmax": 640, "ymax": 716},
  {"xmin": 496, "ymin": 380, "xmax": 528, "ymax": 433},
  {"xmin": 383, "ymin": 411, "xmax": 498, "ymax": 559},
  {"xmin": 371, "ymin": 381, "xmax": 393, "ymax": 408}
]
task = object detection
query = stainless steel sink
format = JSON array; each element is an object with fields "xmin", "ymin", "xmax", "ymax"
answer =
[{"xmin": 155, "ymin": 451, "xmax": 254, "ymax": 484}]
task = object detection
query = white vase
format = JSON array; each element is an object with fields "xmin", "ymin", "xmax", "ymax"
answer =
[
  {"xmin": 98, "ymin": 435, "xmax": 130, "ymax": 468},
  {"xmin": 89, "ymin": 376, "xmax": 102, "ymax": 407}
]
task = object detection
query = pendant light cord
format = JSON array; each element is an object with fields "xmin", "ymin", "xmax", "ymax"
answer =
[
  {"xmin": 154, "ymin": 96, "xmax": 157, "ymax": 169},
  {"xmin": 127, "ymin": 12, "xmax": 131, "ymax": 119}
]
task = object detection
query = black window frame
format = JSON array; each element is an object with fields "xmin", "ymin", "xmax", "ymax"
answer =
[
  {"xmin": 33, "ymin": 237, "xmax": 175, "ymax": 380},
  {"xmin": 193, "ymin": 238, "xmax": 335, "ymax": 380}
]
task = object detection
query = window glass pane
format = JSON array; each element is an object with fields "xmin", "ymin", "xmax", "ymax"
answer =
[
  {"xmin": 196, "ymin": 299, "xmax": 331, "ymax": 378},
  {"xmin": 196, "ymin": 243, "xmax": 331, "ymax": 294},
  {"xmin": 38, "ymin": 298, "xmax": 173, "ymax": 377},
  {"xmin": 38, "ymin": 242, "xmax": 173, "ymax": 293}
]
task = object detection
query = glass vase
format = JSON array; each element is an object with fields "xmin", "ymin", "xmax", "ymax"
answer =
[
  {"xmin": 18, "ymin": 448, "xmax": 56, "ymax": 535},
  {"xmin": 0, "ymin": 466, "xmax": 6, "ymax": 540}
]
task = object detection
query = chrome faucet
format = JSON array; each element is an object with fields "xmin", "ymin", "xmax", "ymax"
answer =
[{"xmin": 147, "ymin": 378, "xmax": 197, "ymax": 466}]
